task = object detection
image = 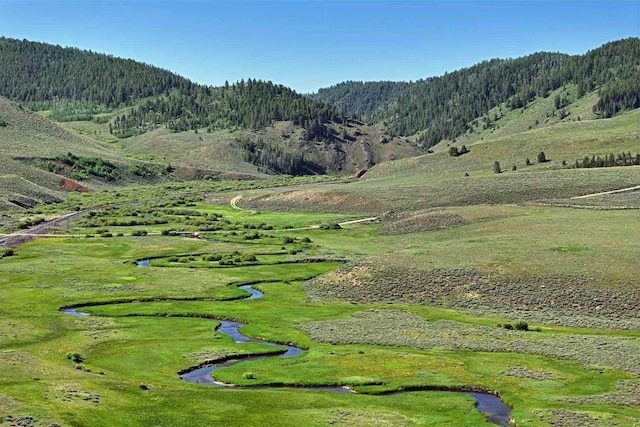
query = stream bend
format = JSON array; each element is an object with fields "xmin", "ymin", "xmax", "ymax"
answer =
[{"xmin": 62, "ymin": 284, "xmax": 513, "ymax": 426}]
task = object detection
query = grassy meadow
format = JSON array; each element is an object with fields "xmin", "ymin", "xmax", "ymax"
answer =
[
  {"xmin": 1, "ymin": 168, "xmax": 640, "ymax": 427},
  {"xmin": 1, "ymin": 103, "xmax": 639, "ymax": 426}
]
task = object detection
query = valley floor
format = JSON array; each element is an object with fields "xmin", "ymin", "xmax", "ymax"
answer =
[{"xmin": 0, "ymin": 178, "xmax": 639, "ymax": 427}]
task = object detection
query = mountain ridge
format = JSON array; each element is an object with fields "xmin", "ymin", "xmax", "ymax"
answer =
[{"xmin": 312, "ymin": 38, "xmax": 640, "ymax": 147}]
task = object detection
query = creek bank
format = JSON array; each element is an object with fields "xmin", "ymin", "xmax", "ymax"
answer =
[
  {"xmin": 61, "ymin": 283, "xmax": 513, "ymax": 426},
  {"xmin": 178, "ymin": 313, "xmax": 513, "ymax": 427}
]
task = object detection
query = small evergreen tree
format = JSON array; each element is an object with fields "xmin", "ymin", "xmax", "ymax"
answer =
[
  {"xmin": 493, "ymin": 161, "xmax": 502, "ymax": 174},
  {"xmin": 537, "ymin": 151, "xmax": 548, "ymax": 163}
]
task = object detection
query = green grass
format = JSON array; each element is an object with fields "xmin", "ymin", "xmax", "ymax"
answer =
[
  {"xmin": 0, "ymin": 160, "xmax": 640, "ymax": 426},
  {"xmin": 120, "ymin": 127, "xmax": 265, "ymax": 177},
  {"xmin": 368, "ymin": 108, "xmax": 640, "ymax": 180}
]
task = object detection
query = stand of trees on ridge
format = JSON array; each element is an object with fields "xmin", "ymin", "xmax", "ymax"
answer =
[
  {"xmin": 0, "ymin": 37, "xmax": 344, "ymax": 140},
  {"xmin": 0, "ymin": 37, "xmax": 638, "ymax": 151},
  {"xmin": 314, "ymin": 38, "xmax": 640, "ymax": 147}
]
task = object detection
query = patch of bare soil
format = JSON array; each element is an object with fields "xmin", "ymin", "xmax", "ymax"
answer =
[{"xmin": 60, "ymin": 178, "xmax": 89, "ymax": 192}]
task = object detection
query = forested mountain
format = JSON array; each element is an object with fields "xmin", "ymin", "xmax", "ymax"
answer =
[
  {"xmin": 1, "ymin": 36, "xmax": 638, "ymax": 186},
  {"xmin": 0, "ymin": 37, "xmax": 344, "ymax": 140},
  {"xmin": 313, "ymin": 38, "xmax": 640, "ymax": 147},
  {"xmin": 110, "ymin": 79, "xmax": 344, "ymax": 139},
  {"xmin": 0, "ymin": 38, "xmax": 413, "ymax": 184},
  {"xmin": 0, "ymin": 37, "xmax": 195, "ymax": 107}
]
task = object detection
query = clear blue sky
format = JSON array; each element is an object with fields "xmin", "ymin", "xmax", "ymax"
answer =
[{"xmin": 1, "ymin": 1, "xmax": 638, "ymax": 93}]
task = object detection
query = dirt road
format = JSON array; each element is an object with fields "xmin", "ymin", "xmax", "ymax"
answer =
[
  {"xmin": 571, "ymin": 185, "xmax": 640, "ymax": 199},
  {"xmin": 0, "ymin": 211, "xmax": 86, "ymax": 247}
]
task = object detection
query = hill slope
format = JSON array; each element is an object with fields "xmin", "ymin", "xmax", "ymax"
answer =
[
  {"xmin": 313, "ymin": 38, "xmax": 640, "ymax": 147},
  {"xmin": 241, "ymin": 108, "xmax": 640, "ymax": 214},
  {"xmin": 0, "ymin": 36, "xmax": 638, "ymax": 209},
  {"xmin": 1, "ymin": 38, "xmax": 413, "ymax": 175},
  {"xmin": 0, "ymin": 96, "xmax": 171, "ymax": 209}
]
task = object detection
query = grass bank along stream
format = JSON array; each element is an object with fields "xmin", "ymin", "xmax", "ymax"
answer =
[
  {"xmin": 1, "ymin": 192, "xmax": 639, "ymax": 426},
  {"xmin": 63, "ymin": 285, "xmax": 513, "ymax": 426}
]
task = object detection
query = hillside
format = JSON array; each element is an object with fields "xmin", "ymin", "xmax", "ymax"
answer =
[
  {"xmin": 0, "ymin": 37, "xmax": 638, "ymax": 212},
  {"xmin": 1, "ymin": 38, "xmax": 415, "ymax": 176},
  {"xmin": 0, "ymin": 96, "xmax": 171, "ymax": 209},
  {"xmin": 240, "ymin": 107, "xmax": 640, "ymax": 215},
  {"xmin": 0, "ymin": 38, "xmax": 346, "ymax": 140},
  {"xmin": 313, "ymin": 38, "xmax": 640, "ymax": 147}
]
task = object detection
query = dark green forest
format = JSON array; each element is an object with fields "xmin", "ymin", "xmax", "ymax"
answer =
[
  {"xmin": 110, "ymin": 79, "xmax": 344, "ymax": 139},
  {"xmin": 313, "ymin": 38, "xmax": 640, "ymax": 147},
  {"xmin": 0, "ymin": 37, "xmax": 344, "ymax": 140},
  {"xmin": 0, "ymin": 37, "xmax": 194, "ymax": 107}
]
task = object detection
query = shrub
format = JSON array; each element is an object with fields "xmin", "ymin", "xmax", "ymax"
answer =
[
  {"xmin": 514, "ymin": 321, "xmax": 530, "ymax": 331},
  {"xmin": 0, "ymin": 248, "xmax": 14, "ymax": 258},
  {"xmin": 537, "ymin": 151, "xmax": 548, "ymax": 163},
  {"xmin": 319, "ymin": 223, "xmax": 342, "ymax": 230},
  {"xmin": 242, "ymin": 372, "xmax": 255, "ymax": 379},
  {"xmin": 240, "ymin": 253, "xmax": 257, "ymax": 262},
  {"xmin": 301, "ymin": 237, "xmax": 312, "ymax": 243},
  {"xmin": 493, "ymin": 161, "xmax": 502, "ymax": 174},
  {"xmin": 66, "ymin": 352, "xmax": 84, "ymax": 363},
  {"xmin": 131, "ymin": 230, "xmax": 148, "ymax": 236},
  {"xmin": 282, "ymin": 236, "xmax": 295, "ymax": 244}
]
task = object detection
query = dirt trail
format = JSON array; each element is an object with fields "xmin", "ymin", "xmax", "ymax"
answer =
[
  {"xmin": 338, "ymin": 217, "xmax": 378, "ymax": 226},
  {"xmin": 229, "ymin": 195, "xmax": 257, "ymax": 214},
  {"xmin": 571, "ymin": 185, "xmax": 640, "ymax": 199},
  {"xmin": 0, "ymin": 211, "xmax": 85, "ymax": 247}
]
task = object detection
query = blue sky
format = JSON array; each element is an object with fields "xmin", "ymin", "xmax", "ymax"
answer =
[{"xmin": 0, "ymin": 1, "xmax": 638, "ymax": 93}]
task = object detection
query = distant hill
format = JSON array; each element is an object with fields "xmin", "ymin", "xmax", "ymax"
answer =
[
  {"xmin": 0, "ymin": 96, "xmax": 171, "ymax": 209},
  {"xmin": 0, "ymin": 36, "xmax": 638, "ymax": 211},
  {"xmin": 0, "ymin": 37, "xmax": 417, "ymax": 178},
  {"xmin": 0, "ymin": 37, "xmax": 345, "ymax": 141},
  {"xmin": 0, "ymin": 37, "xmax": 194, "ymax": 108},
  {"xmin": 313, "ymin": 38, "xmax": 640, "ymax": 148}
]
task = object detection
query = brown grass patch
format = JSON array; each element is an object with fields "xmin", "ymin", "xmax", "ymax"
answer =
[{"xmin": 380, "ymin": 210, "xmax": 469, "ymax": 235}]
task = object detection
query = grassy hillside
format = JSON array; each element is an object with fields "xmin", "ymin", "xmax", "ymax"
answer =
[
  {"xmin": 314, "ymin": 38, "xmax": 640, "ymax": 147},
  {"xmin": 0, "ymin": 97, "xmax": 172, "ymax": 210},
  {"xmin": 237, "ymin": 109, "xmax": 639, "ymax": 215},
  {"xmin": 116, "ymin": 119, "xmax": 419, "ymax": 178},
  {"xmin": 369, "ymin": 108, "xmax": 640, "ymax": 180}
]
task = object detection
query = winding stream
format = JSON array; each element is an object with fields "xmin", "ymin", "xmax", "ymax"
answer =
[{"xmin": 62, "ymin": 284, "xmax": 513, "ymax": 426}]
